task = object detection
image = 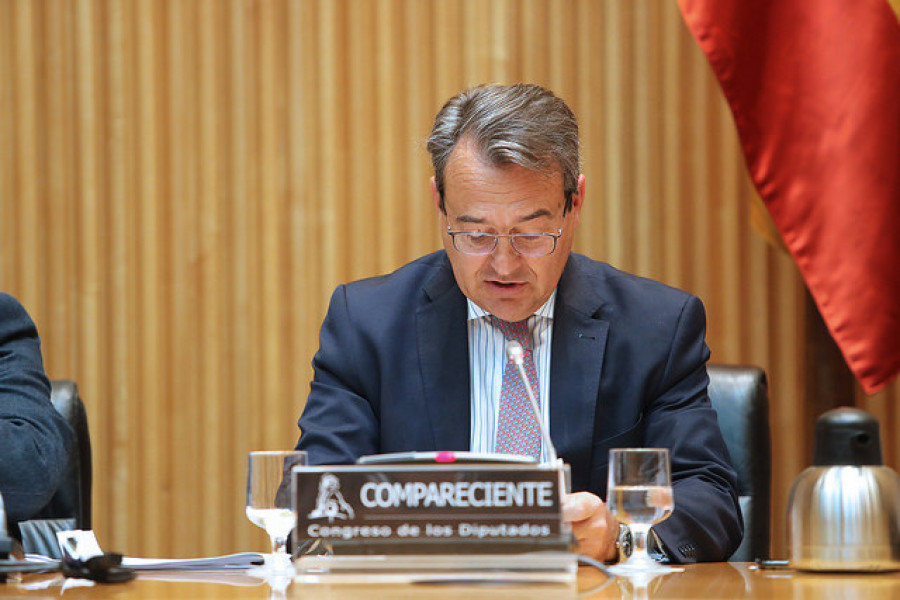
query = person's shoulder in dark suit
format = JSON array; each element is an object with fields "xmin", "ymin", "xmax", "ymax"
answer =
[
  {"xmin": 563, "ymin": 254, "xmax": 743, "ymax": 562},
  {"xmin": 328, "ymin": 250, "xmax": 460, "ymax": 341},
  {"xmin": 0, "ymin": 293, "xmax": 73, "ymax": 528},
  {"xmin": 341, "ymin": 250, "xmax": 453, "ymax": 299},
  {"xmin": 564, "ymin": 252, "xmax": 698, "ymax": 310}
]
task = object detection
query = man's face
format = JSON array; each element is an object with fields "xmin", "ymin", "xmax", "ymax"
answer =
[{"xmin": 431, "ymin": 138, "xmax": 584, "ymax": 322}]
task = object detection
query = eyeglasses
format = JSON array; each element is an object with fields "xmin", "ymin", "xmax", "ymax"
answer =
[{"xmin": 446, "ymin": 227, "xmax": 563, "ymax": 257}]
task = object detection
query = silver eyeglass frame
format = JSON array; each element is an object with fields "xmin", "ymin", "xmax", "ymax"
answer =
[{"xmin": 445, "ymin": 227, "xmax": 563, "ymax": 257}]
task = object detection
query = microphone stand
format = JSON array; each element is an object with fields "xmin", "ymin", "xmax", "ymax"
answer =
[
  {"xmin": 506, "ymin": 341, "xmax": 558, "ymax": 465},
  {"xmin": 505, "ymin": 341, "xmax": 570, "ymax": 499}
]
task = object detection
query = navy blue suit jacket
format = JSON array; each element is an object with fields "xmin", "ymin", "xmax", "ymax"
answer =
[
  {"xmin": 297, "ymin": 251, "xmax": 742, "ymax": 562},
  {"xmin": 0, "ymin": 293, "xmax": 72, "ymax": 532}
]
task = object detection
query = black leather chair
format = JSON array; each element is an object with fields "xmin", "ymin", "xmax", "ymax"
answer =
[
  {"xmin": 707, "ymin": 364, "xmax": 771, "ymax": 561},
  {"xmin": 18, "ymin": 380, "xmax": 92, "ymax": 557}
]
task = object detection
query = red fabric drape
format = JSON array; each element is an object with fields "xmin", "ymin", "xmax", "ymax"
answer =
[{"xmin": 679, "ymin": 0, "xmax": 900, "ymax": 394}]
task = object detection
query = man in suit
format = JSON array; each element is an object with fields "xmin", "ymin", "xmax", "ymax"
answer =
[
  {"xmin": 0, "ymin": 293, "xmax": 72, "ymax": 538},
  {"xmin": 297, "ymin": 84, "xmax": 742, "ymax": 563}
]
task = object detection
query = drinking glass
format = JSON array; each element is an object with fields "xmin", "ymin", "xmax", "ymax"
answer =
[
  {"xmin": 607, "ymin": 448, "xmax": 680, "ymax": 574},
  {"xmin": 246, "ymin": 450, "xmax": 307, "ymax": 573}
]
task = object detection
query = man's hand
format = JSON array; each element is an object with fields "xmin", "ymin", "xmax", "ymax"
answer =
[{"xmin": 562, "ymin": 491, "xmax": 619, "ymax": 561}]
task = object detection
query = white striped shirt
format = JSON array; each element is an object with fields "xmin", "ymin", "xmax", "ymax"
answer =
[{"xmin": 467, "ymin": 292, "xmax": 556, "ymax": 462}]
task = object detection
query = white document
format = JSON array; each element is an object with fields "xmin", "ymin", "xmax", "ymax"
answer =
[{"xmin": 121, "ymin": 552, "xmax": 264, "ymax": 571}]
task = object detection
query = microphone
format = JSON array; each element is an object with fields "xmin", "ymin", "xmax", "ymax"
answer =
[{"xmin": 505, "ymin": 340, "xmax": 559, "ymax": 466}]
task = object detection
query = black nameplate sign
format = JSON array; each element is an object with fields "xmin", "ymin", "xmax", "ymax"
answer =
[{"xmin": 292, "ymin": 464, "xmax": 571, "ymax": 555}]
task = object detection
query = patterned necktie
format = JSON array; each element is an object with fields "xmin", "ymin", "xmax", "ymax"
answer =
[{"xmin": 490, "ymin": 316, "xmax": 542, "ymax": 461}]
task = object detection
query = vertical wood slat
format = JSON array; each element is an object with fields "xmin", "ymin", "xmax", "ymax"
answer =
[
  {"xmin": 1, "ymin": 0, "xmax": 896, "ymax": 559},
  {"xmin": 133, "ymin": 0, "xmax": 161, "ymax": 555},
  {"xmin": 227, "ymin": 1, "xmax": 251, "ymax": 553},
  {"xmin": 200, "ymin": 0, "xmax": 233, "ymax": 555},
  {"xmin": 375, "ymin": 0, "xmax": 401, "ymax": 272},
  {"xmin": 659, "ymin": 0, "xmax": 684, "ymax": 287},
  {"xmin": 350, "ymin": 0, "xmax": 377, "ymax": 279}
]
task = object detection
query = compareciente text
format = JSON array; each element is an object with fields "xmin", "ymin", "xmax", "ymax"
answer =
[{"xmin": 359, "ymin": 480, "xmax": 555, "ymax": 509}]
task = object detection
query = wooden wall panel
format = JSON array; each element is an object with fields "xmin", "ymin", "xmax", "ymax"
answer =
[{"xmin": 1, "ymin": 0, "xmax": 896, "ymax": 559}]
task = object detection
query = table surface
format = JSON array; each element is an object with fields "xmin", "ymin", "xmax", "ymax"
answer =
[{"xmin": 3, "ymin": 562, "xmax": 900, "ymax": 599}]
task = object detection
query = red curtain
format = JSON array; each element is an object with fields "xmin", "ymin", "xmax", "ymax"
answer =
[{"xmin": 679, "ymin": 0, "xmax": 900, "ymax": 393}]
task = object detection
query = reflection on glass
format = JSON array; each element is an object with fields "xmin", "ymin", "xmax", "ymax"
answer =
[
  {"xmin": 607, "ymin": 448, "xmax": 682, "ymax": 575},
  {"xmin": 246, "ymin": 450, "xmax": 307, "ymax": 576}
]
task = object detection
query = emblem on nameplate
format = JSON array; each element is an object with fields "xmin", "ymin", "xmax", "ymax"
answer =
[{"xmin": 307, "ymin": 473, "xmax": 355, "ymax": 523}]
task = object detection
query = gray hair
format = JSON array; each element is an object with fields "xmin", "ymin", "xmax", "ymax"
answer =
[{"xmin": 426, "ymin": 83, "xmax": 580, "ymax": 214}]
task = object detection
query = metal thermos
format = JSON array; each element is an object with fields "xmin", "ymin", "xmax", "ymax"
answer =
[{"xmin": 787, "ymin": 407, "xmax": 900, "ymax": 571}]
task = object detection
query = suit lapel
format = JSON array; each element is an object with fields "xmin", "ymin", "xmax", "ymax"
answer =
[
  {"xmin": 550, "ymin": 257, "xmax": 609, "ymax": 488},
  {"xmin": 417, "ymin": 257, "xmax": 471, "ymax": 451},
  {"xmin": 413, "ymin": 253, "xmax": 610, "ymax": 465}
]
